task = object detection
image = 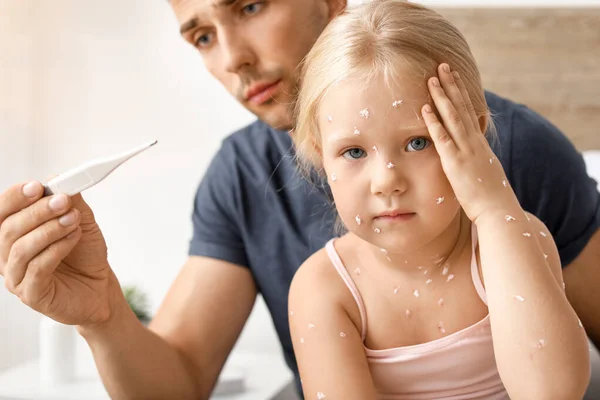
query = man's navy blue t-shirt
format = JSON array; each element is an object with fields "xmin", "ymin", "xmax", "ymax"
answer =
[{"xmin": 189, "ymin": 91, "xmax": 600, "ymax": 390}]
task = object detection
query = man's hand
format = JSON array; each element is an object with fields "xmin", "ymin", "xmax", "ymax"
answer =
[{"xmin": 0, "ymin": 180, "xmax": 115, "ymax": 326}]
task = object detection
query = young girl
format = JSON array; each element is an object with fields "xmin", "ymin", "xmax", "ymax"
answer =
[{"xmin": 288, "ymin": 1, "xmax": 590, "ymax": 399}]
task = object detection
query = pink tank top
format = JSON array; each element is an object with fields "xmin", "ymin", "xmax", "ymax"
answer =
[{"xmin": 325, "ymin": 225, "xmax": 509, "ymax": 399}]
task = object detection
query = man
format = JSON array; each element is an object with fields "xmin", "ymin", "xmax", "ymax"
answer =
[{"xmin": 0, "ymin": 0, "xmax": 598, "ymax": 398}]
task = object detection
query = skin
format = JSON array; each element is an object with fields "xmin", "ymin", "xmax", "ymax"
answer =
[
  {"xmin": 289, "ymin": 64, "xmax": 590, "ymax": 399},
  {"xmin": 0, "ymin": 0, "xmax": 598, "ymax": 398}
]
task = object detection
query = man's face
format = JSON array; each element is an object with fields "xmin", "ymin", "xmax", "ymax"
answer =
[{"xmin": 171, "ymin": 0, "xmax": 344, "ymax": 130}]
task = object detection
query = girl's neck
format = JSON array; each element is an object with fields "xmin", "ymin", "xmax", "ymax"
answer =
[{"xmin": 355, "ymin": 211, "xmax": 472, "ymax": 279}]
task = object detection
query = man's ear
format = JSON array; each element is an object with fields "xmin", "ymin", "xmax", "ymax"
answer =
[{"xmin": 326, "ymin": 0, "xmax": 347, "ymax": 21}]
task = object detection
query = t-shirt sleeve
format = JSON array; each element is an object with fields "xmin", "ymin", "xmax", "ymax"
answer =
[
  {"xmin": 507, "ymin": 105, "xmax": 600, "ymax": 267},
  {"xmin": 188, "ymin": 140, "xmax": 249, "ymax": 268}
]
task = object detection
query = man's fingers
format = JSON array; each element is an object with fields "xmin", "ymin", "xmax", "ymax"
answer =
[
  {"xmin": 3, "ymin": 209, "xmax": 80, "ymax": 291},
  {"xmin": 20, "ymin": 227, "xmax": 82, "ymax": 308},
  {"xmin": 0, "ymin": 193, "xmax": 74, "ymax": 271},
  {"xmin": 0, "ymin": 181, "xmax": 44, "ymax": 225}
]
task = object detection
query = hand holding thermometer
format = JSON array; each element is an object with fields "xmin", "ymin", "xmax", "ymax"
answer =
[{"xmin": 43, "ymin": 140, "xmax": 158, "ymax": 196}]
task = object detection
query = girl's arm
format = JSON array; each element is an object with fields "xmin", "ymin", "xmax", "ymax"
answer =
[
  {"xmin": 288, "ymin": 250, "xmax": 378, "ymax": 400},
  {"xmin": 476, "ymin": 209, "xmax": 590, "ymax": 399},
  {"xmin": 421, "ymin": 63, "xmax": 590, "ymax": 399}
]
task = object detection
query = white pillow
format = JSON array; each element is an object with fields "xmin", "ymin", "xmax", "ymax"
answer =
[{"xmin": 583, "ymin": 151, "xmax": 600, "ymax": 191}]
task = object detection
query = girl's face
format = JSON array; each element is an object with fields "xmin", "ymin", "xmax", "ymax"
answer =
[{"xmin": 319, "ymin": 73, "xmax": 461, "ymax": 253}]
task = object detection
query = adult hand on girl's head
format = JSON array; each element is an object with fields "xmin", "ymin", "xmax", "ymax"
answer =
[{"xmin": 421, "ymin": 63, "xmax": 521, "ymax": 223}]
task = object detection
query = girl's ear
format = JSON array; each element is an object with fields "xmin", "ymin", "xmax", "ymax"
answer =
[{"xmin": 478, "ymin": 115, "xmax": 488, "ymax": 135}]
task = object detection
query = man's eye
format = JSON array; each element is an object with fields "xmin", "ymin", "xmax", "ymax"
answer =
[
  {"xmin": 343, "ymin": 148, "xmax": 366, "ymax": 160},
  {"xmin": 195, "ymin": 33, "xmax": 214, "ymax": 48},
  {"xmin": 242, "ymin": 2, "xmax": 263, "ymax": 15},
  {"xmin": 406, "ymin": 137, "xmax": 431, "ymax": 152}
]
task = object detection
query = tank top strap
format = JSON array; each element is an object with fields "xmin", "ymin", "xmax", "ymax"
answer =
[
  {"xmin": 469, "ymin": 223, "xmax": 488, "ymax": 306},
  {"xmin": 325, "ymin": 239, "xmax": 368, "ymax": 341}
]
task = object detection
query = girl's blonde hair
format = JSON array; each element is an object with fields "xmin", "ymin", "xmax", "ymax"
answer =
[{"xmin": 293, "ymin": 0, "xmax": 495, "ymax": 174}]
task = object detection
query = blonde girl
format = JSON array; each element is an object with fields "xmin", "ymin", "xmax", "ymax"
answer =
[{"xmin": 288, "ymin": 1, "xmax": 590, "ymax": 399}]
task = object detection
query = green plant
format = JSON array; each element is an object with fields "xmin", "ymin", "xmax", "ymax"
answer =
[{"xmin": 122, "ymin": 285, "xmax": 151, "ymax": 324}]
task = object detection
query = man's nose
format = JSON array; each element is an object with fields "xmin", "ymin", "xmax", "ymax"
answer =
[
  {"xmin": 220, "ymin": 28, "xmax": 254, "ymax": 74},
  {"xmin": 370, "ymin": 159, "xmax": 408, "ymax": 197}
]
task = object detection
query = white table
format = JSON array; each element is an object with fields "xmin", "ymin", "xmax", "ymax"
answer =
[{"xmin": 0, "ymin": 351, "xmax": 293, "ymax": 400}]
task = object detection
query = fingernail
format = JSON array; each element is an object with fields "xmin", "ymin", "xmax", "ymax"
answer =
[
  {"xmin": 22, "ymin": 181, "xmax": 41, "ymax": 198},
  {"xmin": 453, "ymin": 71, "xmax": 460, "ymax": 80},
  {"xmin": 49, "ymin": 194, "xmax": 68, "ymax": 211},
  {"xmin": 59, "ymin": 210, "xmax": 78, "ymax": 227},
  {"xmin": 431, "ymin": 78, "xmax": 440, "ymax": 87},
  {"xmin": 443, "ymin": 64, "xmax": 451, "ymax": 73},
  {"xmin": 423, "ymin": 104, "xmax": 433, "ymax": 113}
]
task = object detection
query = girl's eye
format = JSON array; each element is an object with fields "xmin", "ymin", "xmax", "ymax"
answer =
[
  {"xmin": 343, "ymin": 148, "xmax": 366, "ymax": 160},
  {"xmin": 406, "ymin": 137, "xmax": 431, "ymax": 152},
  {"xmin": 243, "ymin": 2, "xmax": 263, "ymax": 15}
]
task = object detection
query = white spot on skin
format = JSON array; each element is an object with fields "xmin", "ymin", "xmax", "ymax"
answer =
[
  {"xmin": 477, "ymin": 178, "xmax": 484, "ymax": 183},
  {"xmin": 413, "ymin": 109, "xmax": 421, "ymax": 121},
  {"xmin": 426, "ymin": 279, "xmax": 433, "ymax": 285},
  {"xmin": 442, "ymin": 265, "xmax": 449, "ymax": 276},
  {"xmin": 525, "ymin": 214, "xmax": 531, "ymax": 221},
  {"xmin": 505, "ymin": 215, "xmax": 516, "ymax": 222},
  {"xmin": 372, "ymin": 145, "xmax": 378, "ymax": 154},
  {"xmin": 317, "ymin": 392, "xmax": 327, "ymax": 399},
  {"xmin": 331, "ymin": 174, "xmax": 337, "ymax": 182},
  {"xmin": 579, "ymin": 319, "xmax": 584, "ymax": 329},
  {"xmin": 392, "ymin": 100, "xmax": 403, "ymax": 107},
  {"xmin": 360, "ymin": 108, "xmax": 370, "ymax": 119},
  {"xmin": 523, "ymin": 232, "xmax": 532, "ymax": 237},
  {"xmin": 417, "ymin": 266, "xmax": 424, "ymax": 270},
  {"xmin": 327, "ymin": 116, "xmax": 333, "ymax": 122},
  {"xmin": 355, "ymin": 215, "xmax": 362, "ymax": 225},
  {"xmin": 514, "ymin": 295, "xmax": 525, "ymax": 302},
  {"xmin": 374, "ymin": 228, "xmax": 381, "ymax": 234},
  {"xmin": 438, "ymin": 298, "xmax": 444, "ymax": 307},
  {"xmin": 502, "ymin": 179, "xmax": 508, "ymax": 187},
  {"xmin": 300, "ymin": 337, "xmax": 305, "ymax": 344},
  {"xmin": 290, "ymin": 311, "xmax": 294, "ymax": 316},
  {"xmin": 353, "ymin": 127, "xmax": 360, "ymax": 135},
  {"xmin": 446, "ymin": 274, "xmax": 455, "ymax": 283},
  {"xmin": 355, "ymin": 268, "xmax": 361, "ymax": 276},
  {"xmin": 394, "ymin": 286, "xmax": 399, "ymax": 294},
  {"xmin": 340, "ymin": 332, "xmax": 346, "ymax": 338},
  {"xmin": 489, "ymin": 157, "xmax": 494, "ymax": 164},
  {"xmin": 436, "ymin": 196, "xmax": 445, "ymax": 205},
  {"xmin": 308, "ymin": 323, "xmax": 315, "ymax": 329},
  {"xmin": 563, "ymin": 282, "xmax": 566, "ymax": 290},
  {"xmin": 413, "ymin": 289, "xmax": 420, "ymax": 298},
  {"xmin": 438, "ymin": 322, "xmax": 446, "ymax": 334},
  {"xmin": 424, "ymin": 269, "xmax": 429, "ymax": 275},
  {"xmin": 540, "ymin": 231, "xmax": 547, "ymax": 237},
  {"xmin": 387, "ymin": 162, "xmax": 395, "ymax": 169},
  {"xmin": 544, "ymin": 253, "xmax": 548, "ymax": 259},
  {"xmin": 536, "ymin": 339, "xmax": 547, "ymax": 348},
  {"xmin": 405, "ymin": 309, "xmax": 412, "ymax": 319}
]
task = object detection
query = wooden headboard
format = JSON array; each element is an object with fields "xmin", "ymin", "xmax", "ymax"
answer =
[{"xmin": 434, "ymin": 8, "xmax": 600, "ymax": 151}]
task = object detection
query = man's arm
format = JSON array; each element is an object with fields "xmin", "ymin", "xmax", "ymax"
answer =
[
  {"xmin": 563, "ymin": 228, "xmax": 600, "ymax": 349},
  {"xmin": 78, "ymin": 256, "xmax": 257, "ymax": 400}
]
